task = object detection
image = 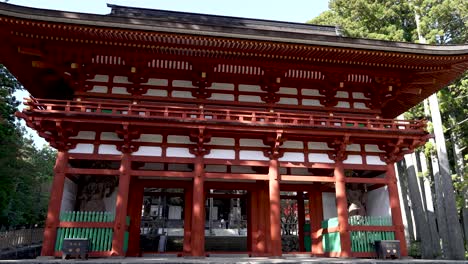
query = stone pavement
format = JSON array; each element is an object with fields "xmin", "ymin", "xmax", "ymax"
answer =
[{"xmin": 0, "ymin": 255, "xmax": 467, "ymax": 264}]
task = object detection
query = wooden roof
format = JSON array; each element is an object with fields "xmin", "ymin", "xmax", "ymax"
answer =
[{"xmin": 0, "ymin": 3, "xmax": 467, "ymax": 118}]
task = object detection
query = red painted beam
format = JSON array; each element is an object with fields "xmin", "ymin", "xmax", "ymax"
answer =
[
  {"xmin": 281, "ymin": 175, "xmax": 335, "ymax": 183},
  {"xmin": 344, "ymin": 177, "xmax": 387, "ymax": 184},
  {"xmin": 205, "ymin": 172, "xmax": 268, "ymax": 181}
]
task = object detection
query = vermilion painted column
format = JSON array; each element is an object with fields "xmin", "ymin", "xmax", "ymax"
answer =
[
  {"xmin": 249, "ymin": 190, "xmax": 259, "ymax": 255},
  {"xmin": 111, "ymin": 152, "xmax": 131, "ymax": 256},
  {"xmin": 334, "ymin": 161, "xmax": 351, "ymax": 257},
  {"xmin": 309, "ymin": 189, "xmax": 323, "ymax": 255},
  {"xmin": 191, "ymin": 155, "xmax": 205, "ymax": 257},
  {"xmin": 297, "ymin": 191, "xmax": 305, "ymax": 252},
  {"xmin": 41, "ymin": 150, "xmax": 68, "ymax": 256},
  {"xmin": 246, "ymin": 192, "xmax": 252, "ymax": 253},
  {"xmin": 257, "ymin": 182, "xmax": 268, "ymax": 255},
  {"xmin": 386, "ymin": 163, "xmax": 408, "ymax": 256},
  {"xmin": 183, "ymin": 185, "xmax": 193, "ymax": 255},
  {"xmin": 268, "ymin": 158, "xmax": 282, "ymax": 257},
  {"xmin": 127, "ymin": 180, "xmax": 144, "ymax": 257}
]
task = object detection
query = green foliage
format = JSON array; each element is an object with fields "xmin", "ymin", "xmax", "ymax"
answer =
[{"xmin": 0, "ymin": 64, "xmax": 56, "ymax": 228}]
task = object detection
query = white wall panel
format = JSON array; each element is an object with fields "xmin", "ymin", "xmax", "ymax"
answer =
[
  {"xmin": 322, "ymin": 192, "xmax": 338, "ymax": 220},
  {"xmin": 238, "ymin": 84, "xmax": 262, "ymax": 92},
  {"xmin": 166, "ymin": 147, "xmax": 195, "ymax": 158},
  {"xmin": 279, "ymin": 152, "xmax": 305, "ymax": 162},
  {"xmin": 343, "ymin": 155, "xmax": 363, "ymax": 164},
  {"xmin": 210, "ymin": 82, "xmax": 235, "ymax": 91},
  {"xmin": 98, "ymin": 144, "xmax": 122, "ymax": 155},
  {"xmin": 240, "ymin": 139, "xmax": 267, "ymax": 147},
  {"xmin": 90, "ymin": 85, "xmax": 108, "ymax": 93},
  {"xmin": 101, "ymin": 132, "xmax": 121, "ymax": 141},
  {"xmin": 136, "ymin": 134, "xmax": 163, "ymax": 143},
  {"xmin": 69, "ymin": 143, "xmax": 94, "ymax": 154},
  {"xmin": 87, "ymin": 74, "xmax": 109, "ymax": 82},
  {"xmin": 205, "ymin": 149, "xmax": 235, "ymax": 159},
  {"xmin": 167, "ymin": 135, "xmax": 191, "ymax": 144},
  {"xmin": 239, "ymin": 150, "xmax": 269, "ymax": 161},
  {"xmin": 308, "ymin": 142, "xmax": 331, "ymax": 150},
  {"xmin": 144, "ymin": 89, "xmax": 168, "ymax": 97},
  {"xmin": 172, "ymin": 80, "xmax": 196, "ymax": 88},
  {"xmin": 210, "ymin": 93, "xmax": 235, "ymax": 101},
  {"xmin": 207, "ymin": 137, "xmax": 235, "ymax": 146},
  {"xmin": 309, "ymin": 153, "xmax": 334, "ymax": 163},
  {"xmin": 144, "ymin": 78, "xmax": 168, "ymax": 86},
  {"xmin": 367, "ymin": 187, "xmax": 391, "ymax": 217},
  {"xmin": 366, "ymin": 156, "xmax": 386, "ymax": 165},
  {"xmin": 71, "ymin": 131, "xmax": 96, "ymax": 140},
  {"xmin": 133, "ymin": 146, "xmax": 162, "ymax": 157}
]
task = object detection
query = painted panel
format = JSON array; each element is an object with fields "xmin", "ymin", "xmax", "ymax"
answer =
[
  {"xmin": 238, "ymin": 84, "xmax": 262, "ymax": 92},
  {"xmin": 205, "ymin": 149, "xmax": 235, "ymax": 159},
  {"xmin": 144, "ymin": 89, "xmax": 168, "ymax": 97},
  {"xmin": 207, "ymin": 137, "xmax": 235, "ymax": 146},
  {"xmin": 343, "ymin": 155, "xmax": 363, "ymax": 164},
  {"xmin": 323, "ymin": 192, "xmax": 338, "ymax": 220},
  {"xmin": 239, "ymin": 139, "xmax": 267, "ymax": 147},
  {"xmin": 69, "ymin": 143, "xmax": 94, "ymax": 154},
  {"xmin": 308, "ymin": 142, "xmax": 331, "ymax": 150},
  {"xmin": 238, "ymin": 95, "xmax": 262, "ymax": 103},
  {"xmin": 279, "ymin": 152, "xmax": 305, "ymax": 162},
  {"xmin": 210, "ymin": 82, "xmax": 235, "ymax": 91},
  {"xmin": 98, "ymin": 144, "xmax": 122, "ymax": 155},
  {"xmin": 87, "ymin": 74, "xmax": 109, "ymax": 82},
  {"xmin": 70, "ymin": 131, "xmax": 96, "ymax": 140},
  {"xmin": 278, "ymin": 87, "xmax": 298, "ymax": 95},
  {"xmin": 353, "ymin": 102, "xmax": 368, "ymax": 109},
  {"xmin": 112, "ymin": 87, "xmax": 130, "ymax": 95},
  {"xmin": 166, "ymin": 147, "xmax": 195, "ymax": 158},
  {"xmin": 346, "ymin": 144, "xmax": 361, "ymax": 151},
  {"xmin": 113, "ymin": 76, "xmax": 130, "ymax": 84},
  {"xmin": 167, "ymin": 135, "xmax": 191, "ymax": 144},
  {"xmin": 283, "ymin": 141, "xmax": 304, "ymax": 149},
  {"xmin": 101, "ymin": 132, "xmax": 121, "ymax": 141},
  {"xmin": 168, "ymin": 163, "xmax": 193, "ymax": 171},
  {"xmin": 336, "ymin": 101, "xmax": 351, "ymax": 108},
  {"xmin": 133, "ymin": 146, "xmax": 162, "ymax": 157},
  {"xmin": 365, "ymin": 144, "xmax": 385, "ymax": 152},
  {"xmin": 90, "ymin": 85, "xmax": 108, "ymax": 93},
  {"xmin": 302, "ymin": 89, "xmax": 321, "ymax": 96},
  {"xmin": 172, "ymin": 91, "xmax": 194, "ymax": 98},
  {"xmin": 308, "ymin": 153, "xmax": 334, "ymax": 163},
  {"xmin": 136, "ymin": 134, "xmax": 163, "ymax": 143},
  {"xmin": 210, "ymin": 93, "xmax": 235, "ymax": 101},
  {"xmin": 366, "ymin": 156, "xmax": 386, "ymax": 165},
  {"xmin": 336, "ymin": 91, "xmax": 349, "ymax": 98},
  {"xmin": 278, "ymin": 98, "xmax": 299, "ymax": 105},
  {"xmin": 367, "ymin": 186, "xmax": 391, "ymax": 217},
  {"xmin": 104, "ymin": 189, "xmax": 117, "ymax": 214},
  {"xmin": 302, "ymin": 99, "xmax": 322, "ymax": 106},
  {"xmin": 239, "ymin": 150, "xmax": 269, "ymax": 161},
  {"xmin": 144, "ymin": 78, "xmax": 168, "ymax": 86},
  {"xmin": 173, "ymin": 80, "xmax": 196, "ymax": 88}
]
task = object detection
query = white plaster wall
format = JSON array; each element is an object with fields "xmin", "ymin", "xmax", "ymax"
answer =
[
  {"xmin": 346, "ymin": 144, "xmax": 361, "ymax": 151},
  {"xmin": 239, "ymin": 150, "xmax": 269, "ymax": 161},
  {"xmin": 101, "ymin": 132, "xmax": 121, "ymax": 141},
  {"xmin": 336, "ymin": 101, "xmax": 351, "ymax": 108},
  {"xmin": 365, "ymin": 144, "xmax": 385, "ymax": 152},
  {"xmin": 278, "ymin": 98, "xmax": 298, "ymax": 105},
  {"xmin": 136, "ymin": 134, "xmax": 163, "ymax": 143},
  {"xmin": 309, "ymin": 153, "xmax": 334, "ymax": 163},
  {"xmin": 144, "ymin": 78, "xmax": 168, "ymax": 86},
  {"xmin": 133, "ymin": 146, "xmax": 162, "ymax": 156},
  {"xmin": 366, "ymin": 186, "xmax": 391, "ymax": 217},
  {"xmin": 231, "ymin": 166, "xmax": 256, "ymax": 173},
  {"xmin": 366, "ymin": 156, "xmax": 386, "ymax": 165},
  {"xmin": 87, "ymin": 74, "xmax": 109, "ymax": 82},
  {"xmin": 144, "ymin": 89, "xmax": 168, "ymax": 97},
  {"xmin": 238, "ymin": 84, "xmax": 262, "ymax": 92},
  {"xmin": 238, "ymin": 95, "xmax": 262, "ymax": 103},
  {"xmin": 172, "ymin": 91, "xmax": 194, "ymax": 99},
  {"xmin": 283, "ymin": 141, "xmax": 303, "ymax": 149},
  {"xmin": 302, "ymin": 99, "xmax": 322, "ymax": 106},
  {"xmin": 60, "ymin": 178, "xmax": 77, "ymax": 212},
  {"xmin": 343, "ymin": 155, "xmax": 363, "ymax": 164},
  {"xmin": 166, "ymin": 147, "xmax": 195, "ymax": 158},
  {"xmin": 69, "ymin": 143, "xmax": 94, "ymax": 154},
  {"xmin": 205, "ymin": 165, "xmax": 228, "ymax": 172},
  {"xmin": 205, "ymin": 149, "xmax": 235, "ymax": 159},
  {"xmin": 279, "ymin": 152, "xmax": 305, "ymax": 162},
  {"xmin": 240, "ymin": 139, "xmax": 267, "ymax": 147},
  {"xmin": 352, "ymin": 92, "xmax": 367, "ymax": 99},
  {"xmin": 322, "ymin": 192, "xmax": 337, "ymax": 220},
  {"xmin": 112, "ymin": 87, "xmax": 130, "ymax": 95},
  {"xmin": 278, "ymin": 87, "xmax": 297, "ymax": 95},
  {"xmin": 210, "ymin": 82, "xmax": 234, "ymax": 91},
  {"xmin": 308, "ymin": 142, "xmax": 331, "ymax": 150},
  {"xmin": 71, "ymin": 131, "xmax": 96, "ymax": 140},
  {"xmin": 302, "ymin": 89, "xmax": 321, "ymax": 96},
  {"xmin": 98, "ymin": 144, "xmax": 122, "ymax": 155},
  {"xmin": 336, "ymin": 91, "xmax": 349, "ymax": 98},
  {"xmin": 207, "ymin": 137, "xmax": 235, "ymax": 146},
  {"xmin": 210, "ymin": 93, "xmax": 235, "ymax": 101},
  {"xmin": 167, "ymin": 135, "xmax": 191, "ymax": 144},
  {"xmin": 173, "ymin": 80, "xmax": 195, "ymax": 88},
  {"xmin": 113, "ymin": 76, "xmax": 130, "ymax": 84},
  {"xmin": 90, "ymin": 85, "xmax": 108, "ymax": 93},
  {"xmin": 354, "ymin": 102, "xmax": 369, "ymax": 109}
]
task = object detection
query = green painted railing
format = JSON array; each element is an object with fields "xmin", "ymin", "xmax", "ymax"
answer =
[
  {"xmin": 55, "ymin": 211, "xmax": 114, "ymax": 252},
  {"xmin": 320, "ymin": 216, "xmax": 395, "ymax": 253},
  {"xmin": 349, "ymin": 216, "xmax": 395, "ymax": 253}
]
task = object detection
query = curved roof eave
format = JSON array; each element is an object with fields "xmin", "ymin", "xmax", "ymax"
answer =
[{"xmin": 0, "ymin": 3, "xmax": 467, "ymax": 56}]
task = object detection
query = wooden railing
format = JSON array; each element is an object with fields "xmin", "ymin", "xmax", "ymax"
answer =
[
  {"xmin": 0, "ymin": 227, "xmax": 44, "ymax": 250},
  {"xmin": 24, "ymin": 98, "xmax": 427, "ymax": 133},
  {"xmin": 348, "ymin": 216, "xmax": 394, "ymax": 253}
]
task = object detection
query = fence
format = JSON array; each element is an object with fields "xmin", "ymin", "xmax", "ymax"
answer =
[
  {"xmin": 0, "ymin": 227, "xmax": 43, "ymax": 250},
  {"xmin": 55, "ymin": 211, "xmax": 115, "ymax": 252},
  {"xmin": 348, "ymin": 216, "xmax": 395, "ymax": 253}
]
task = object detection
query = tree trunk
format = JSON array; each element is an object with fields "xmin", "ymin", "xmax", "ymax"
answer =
[
  {"xmin": 396, "ymin": 160, "xmax": 416, "ymax": 242},
  {"xmin": 451, "ymin": 132, "xmax": 468, "ymax": 250},
  {"xmin": 404, "ymin": 154, "xmax": 434, "ymax": 258},
  {"xmin": 429, "ymin": 94, "xmax": 465, "ymax": 259},
  {"xmin": 417, "ymin": 151, "xmax": 441, "ymax": 256}
]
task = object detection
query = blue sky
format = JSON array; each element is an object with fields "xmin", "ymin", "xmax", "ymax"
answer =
[{"xmin": 9, "ymin": 0, "xmax": 330, "ymax": 147}]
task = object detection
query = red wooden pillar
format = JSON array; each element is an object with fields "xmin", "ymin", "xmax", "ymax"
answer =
[
  {"xmin": 183, "ymin": 185, "xmax": 193, "ymax": 255},
  {"xmin": 127, "ymin": 180, "xmax": 144, "ymax": 257},
  {"xmin": 257, "ymin": 181, "xmax": 269, "ymax": 255},
  {"xmin": 246, "ymin": 192, "xmax": 252, "ymax": 253},
  {"xmin": 386, "ymin": 163, "xmax": 408, "ymax": 256},
  {"xmin": 334, "ymin": 161, "xmax": 351, "ymax": 257},
  {"xmin": 249, "ymin": 189, "xmax": 259, "ymax": 255},
  {"xmin": 190, "ymin": 155, "xmax": 205, "ymax": 257},
  {"xmin": 297, "ymin": 191, "xmax": 305, "ymax": 252},
  {"xmin": 309, "ymin": 189, "xmax": 323, "ymax": 255},
  {"xmin": 41, "ymin": 150, "xmax": 68, "ymax": 256},
  {"xmin": 111, "ymin": 152, "xmax": 132, "ymax": 256},
  {"xmin": 268, "ymin": 158, "xmax": 282, "ymax": 257}
]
